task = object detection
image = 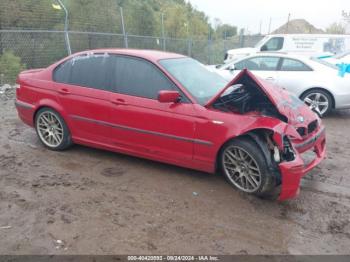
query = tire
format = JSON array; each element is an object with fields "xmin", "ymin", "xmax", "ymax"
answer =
[
  {"xmin": 219, "ymin": 137, "xmax": 276, "ymax": 198},
  {"xmin": 300, "ymin": 89, "xmax": 333, "ymax": 117},
  {"xmin": 35, "ymin": 107, "xmax": 72, "ymax": 151}
]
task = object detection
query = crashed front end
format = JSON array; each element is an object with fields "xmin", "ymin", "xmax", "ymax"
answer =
[
  {"xmin": 207, "ymin": 69, "xmax": 326, "ymax": 200},
  {"xmin": 271, "ymin": 120, "xmax": 326, "ymax": 200}
]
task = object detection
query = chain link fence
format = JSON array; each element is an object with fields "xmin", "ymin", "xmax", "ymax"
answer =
[{"xmin": 0, "ymin": 2, "xmax": 264, "ymax": 86}]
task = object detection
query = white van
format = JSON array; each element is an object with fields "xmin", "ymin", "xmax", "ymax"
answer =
[{"xmin": 224, "ymin": 34, "xmax": 350, "ymax": 63}]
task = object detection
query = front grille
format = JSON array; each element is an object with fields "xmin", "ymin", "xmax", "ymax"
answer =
[{"xmin": 308, "ymin": 120, "xmax": 318, "ymax": 134}]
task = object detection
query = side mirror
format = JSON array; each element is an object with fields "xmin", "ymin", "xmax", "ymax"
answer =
[
  {"xmin": 158, "ymin": 90, "xmax": 181, "ymax": 103},
  {"xmin": 260, "ymin": 45, "xmax": 268, "ymax": 51}
]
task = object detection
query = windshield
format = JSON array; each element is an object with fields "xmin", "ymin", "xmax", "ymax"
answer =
[
  {"xmin": 254, "ymin": 36, "xmax": 269, "ymax": 48},
  {"xmin": 159, "ymin": 57, "xmax": 228, "ymax": 105},
  {"xmin": 311, "ymin": 57, "xmax": 338, "ymax": 70},
  {"xmin": 334, "ymin": 51, "xmax": 350, "ymax": 59}
]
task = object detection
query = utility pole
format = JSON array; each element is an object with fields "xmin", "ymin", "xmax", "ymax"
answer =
[
  {"xmin": 259, "ymin": 20, "xmax": 262, "ymax": 35},
  {"xmin": 286, "ymin": 13, "xmax": 291, "ymax": 34},
  {"xmin": 268, "ymin": 17, "xmax": 272, "ymax": 34},
  {"xmin": 56, "ymin": 0, "xmax": 71, "ymax": 55}
]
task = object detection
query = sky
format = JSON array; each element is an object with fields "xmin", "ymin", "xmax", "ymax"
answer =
[{"xmin": 187, "ymin": 0, "xmax": 349, "ymax": 34}]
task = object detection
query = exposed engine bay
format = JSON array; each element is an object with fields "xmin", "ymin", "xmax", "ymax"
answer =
[{"xmin": 212, "ymin": 74, "xmax": 288, "ymax": 123}]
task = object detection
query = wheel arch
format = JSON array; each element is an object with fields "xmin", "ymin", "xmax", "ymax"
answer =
[
  {"xmin": 215, "ymin": 128, "xmax": 276, "ymax": 173},
  {"xmin": 33, "ymin": 100, "xmax": 69, "ymax": 128},
  {"xmin": 299, "ymin": 87, "xmax": 336, "ymax": 109}
]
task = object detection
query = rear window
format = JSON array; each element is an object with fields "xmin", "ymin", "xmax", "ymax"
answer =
[{"xmin": 280, "ymin": 58, "xmax": 312, "ymax": 71}]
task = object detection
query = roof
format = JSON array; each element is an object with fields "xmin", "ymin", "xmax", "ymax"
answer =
[
  {"xmin": 234, "ymin": 52, "xmax": 311, "ymax": 61},
  {"xmin": 76, "ymin": 49, "xmax": 186, "ymax": 63}
]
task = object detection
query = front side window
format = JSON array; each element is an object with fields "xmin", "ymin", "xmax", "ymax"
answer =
[
  {"xmin": 280, "ymin": 58, "xmax": 312, "ymax": 71},
  {"xmin": 160, "ymin": 57, "xmax": 228, "ymax": 105},
  {"xmin": 53, "ymin": 53, "xmax": 112, "ymax": 90},
  {"xmin": 235, "ymin": 56, "xmax": 280, "ymax": 71},
  {"xmin": 261, "ymin": 37, "xmax": 284, "ymax": 51},
  {"xmin": 112, "ymin": 56, "xmax": 176, "ymax": 100}
]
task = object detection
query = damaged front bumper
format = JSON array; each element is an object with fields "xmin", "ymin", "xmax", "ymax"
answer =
[{"xmin": 278, "ymin": 126, "xmax": 326, "ymax": 200}]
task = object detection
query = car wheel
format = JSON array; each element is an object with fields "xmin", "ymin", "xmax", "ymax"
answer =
[
  {"xmin": 220, "ymin": 138, "xmax": 276, "ymax": 197},
  {"xmin": 35, "ymin": 107, "xmax": 72, "ymax": 151},
  {"xmin": 301, "ymin": 89, "xmax": 333, "ymax": 117}
]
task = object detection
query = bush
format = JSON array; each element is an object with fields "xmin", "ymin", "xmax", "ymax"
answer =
[{"xmin": 0, "ymin": 51, "xmax": 26, "ymax": 85}]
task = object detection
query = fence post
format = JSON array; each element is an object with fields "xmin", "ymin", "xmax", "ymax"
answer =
[
  {"xmin": 57, "ymin": 0, "xmax": 71, "ymax": 55},
  {"xmin": 187, "ymin": 38, "xmax": 192, "ymax": 57},
  {"xmin": 239, "ymin": 28, "xmax": 244, "ymax": 48},
  {"xmin": 120, "ymin": 7, "xmax": 128, "ymax": 48},
  {"xmin": 207, "ymin": 26, "xmax": 212, "ymax": 64},
  {"xmin": 161, "ymin": 13, "xmax": 166, "ymax": 51}
]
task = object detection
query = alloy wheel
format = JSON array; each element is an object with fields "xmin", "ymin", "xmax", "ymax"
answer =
[
  {"xmin": 36, "ymin": 111, "xmax": 64, "ymax": 147},
  {"xmin": 303, "ymin": 92, "xmax": 329, "ymax": 116},
  {"xmin": 222, "ymin": 146, "xmax": 262, "ymax": 193}
]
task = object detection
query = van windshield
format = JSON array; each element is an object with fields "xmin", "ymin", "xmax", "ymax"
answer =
[{"xmin": 254, "ymin": 36, "xmax": 269, "ymax": 48}]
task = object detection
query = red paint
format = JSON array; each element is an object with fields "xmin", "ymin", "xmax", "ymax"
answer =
[
  {"xmin": 15, "ymin": 49, "xmax": 326, "ymax": 201},
  {"xmin": 157, "ymin": 90, "xmax": 181, "ymax": 103}
]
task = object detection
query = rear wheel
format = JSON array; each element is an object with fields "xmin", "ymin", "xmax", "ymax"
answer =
[
  {"xmin": 301, "ymin": 89, "xmax": 333, "ymax": 117},
  {"xmin": 220, "ymin": 138, "xmax": 276, "ymax": 197},
  {"xmin": 35, "ymin": 108, "xmax": 72, "ymax": 151}
]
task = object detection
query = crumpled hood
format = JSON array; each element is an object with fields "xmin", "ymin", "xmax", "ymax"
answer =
[{"xmin": 205, "ymin": 69, "xmax": 318, "ymax": 126}]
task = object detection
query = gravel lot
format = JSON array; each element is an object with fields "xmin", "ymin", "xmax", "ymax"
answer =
[{"xmin": 0, "ymin": 94, "xmax": 350, "ymax": 255}]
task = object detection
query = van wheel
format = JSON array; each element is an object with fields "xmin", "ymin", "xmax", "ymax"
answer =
[
  {"xmin": 301, "ymin": 89, "xmax": 333, "ymax": 117},
  {"xmin": 35, "ymin": 108, "xmax": 72, "ymax": 151},
  {"xmin": 220, "ymin": 138, "xmax": 276, "ymax": 197}
]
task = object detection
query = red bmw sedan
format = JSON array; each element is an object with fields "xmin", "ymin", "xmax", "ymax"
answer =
[{"xmin": 15, "ymin": 49, "xmax": 326, "ymax": 200}]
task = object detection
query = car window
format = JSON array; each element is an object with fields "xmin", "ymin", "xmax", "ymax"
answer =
[
  {"xmin": 53, "ymin": 53, "xmax": 113, "ymax": 90},
  {"xmin": 261, "ymin": 37, "xmax": 284, "ymax": 51},
  {"xmin": 235, "ymin": 56, "xmax": 280, "ymax": 71},
  {"xmin": 280, "ymin": 58, "xmax": 312, "ymax": 71},
  {"xmin": 112, "ymin": 56, "xmax": 177, "ymax": 100}
]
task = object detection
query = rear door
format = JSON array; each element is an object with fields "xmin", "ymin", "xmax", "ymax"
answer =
[
  {"xmin": 53, "ymin": 53, "xmax": 113, "ymax": 144},
  {"xmin": 233, "ymin": 56, "xmax": 281, "ymax": 84},
  {"xmin": 108, "ymin": 55, "xmax": 196, "ymax": 162}
]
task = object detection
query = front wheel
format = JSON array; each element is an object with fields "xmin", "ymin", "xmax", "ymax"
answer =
[
  {"xmin": 35, "ymin": 107, "xmax": 73, "ymax": 151},
  {"xmin": 220, "ymin": 138, "xmax": 276, "ymax": 197},
  {"xmin": 301, "ymin": 89, "xmax": 333, "ymax": 117}
]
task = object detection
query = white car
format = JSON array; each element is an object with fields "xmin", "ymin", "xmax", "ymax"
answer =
[{"xmin": 210, "ymin": 52, "xmax": 350, "ymax": 116}]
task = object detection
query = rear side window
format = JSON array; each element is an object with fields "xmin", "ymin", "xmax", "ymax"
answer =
[
  {"xmin": 112, "ymin": 56, "xmax": 176, "ymax": 99},
  {"xmin": 53, "ymin": 53, "xmax": 112, "ymax": 90},
  {"xmin": 280, "ymin": 58, "xmax": 312, "ymax": 71},
  {"xmin": 235, "ymin": 56, "xmax": 280, "ymax": 71}
]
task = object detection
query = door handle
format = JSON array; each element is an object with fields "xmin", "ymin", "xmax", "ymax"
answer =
[
  {"xmin": 111, "ymin": 98, "xmax": 128, "ymax": 105},
  {"xmin": 265, "ymin": 77, "xmax": 275, "ymax": 81},
  {"xmin": 58, "ymin": 88, "xmax": 70, "ymax": 95}
]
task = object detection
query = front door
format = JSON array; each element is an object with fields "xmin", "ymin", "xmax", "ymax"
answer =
[{"xmin": 108, "ymin": 55, "xmax": 196, "ymax": 162}]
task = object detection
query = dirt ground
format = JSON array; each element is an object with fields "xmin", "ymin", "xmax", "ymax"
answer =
[{"xmin": 0, "ymin": 95, "xmax": 350, "ymax": 255}]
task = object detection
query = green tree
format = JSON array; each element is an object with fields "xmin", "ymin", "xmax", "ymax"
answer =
[
  {"xmin": 0, "ymin": 51, "xmax": 26, "ymax": 84},
  {"xmin": 326, "ymin": 22, "xmax": 345, "ymax": 34}
]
